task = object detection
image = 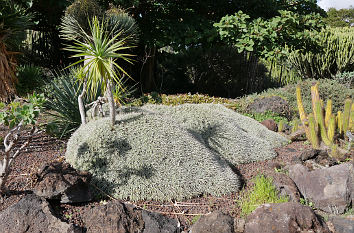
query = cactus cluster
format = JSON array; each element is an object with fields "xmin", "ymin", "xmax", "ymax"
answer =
[{"xmin": 296, "ymin": 82, "xmax": 353, "ymax": 155}]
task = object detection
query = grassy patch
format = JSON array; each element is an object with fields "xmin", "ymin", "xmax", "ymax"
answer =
[
  {"xmin": 237, "ymin": 175, "xmax": 289, "ymax": 217},
  {"xmin": 343, "ymin": 207, "xmax": 354, "ymax": 217},
  {"xmin": 242, "ymin": 111, "xmax": 288, "ymax": 124}
]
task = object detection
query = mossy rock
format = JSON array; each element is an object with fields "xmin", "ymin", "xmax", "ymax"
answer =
[{"xmin": 67, "ymin": 104, "xmax": 287, "ymax": 201}]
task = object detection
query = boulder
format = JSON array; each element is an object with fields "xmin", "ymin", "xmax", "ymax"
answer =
[
  {"xmin": 247, "ymin": 96, "xmax": 291, "ymax": 119},
  {"xmin": 81, "ymin": 200, "xmax": 178, "ymax": 233},
  {"xmin": 34, "ymin": 162, "xmax": 93, "ymax": 203},
  {"xmin": 289, "ymin": 163, "xmax": 353, "ymax": 214},
  {"xmin": 189, "ymin": 211, "xmax": 234, "ymax": 233},
  {"xmin": 142, "ymin": 210, "xmax": 179, "ymax": 233},
  {"xmin": 298, "ymin": 149, "xmax": 319, "ymax": 161},
  {"xmin": 271, "ymin": 173, "xmax": 301, "ymax": 202},
  {"xmin": 0, "ymin": 194, "xmax": 81, "ymax": 233},
  {"xmin": 328, "ymin": 216, "xmax": 354, "ymax": 233},
  {"xmin": 244, "ymin": 202, "xmax": 330, "ymax": 233},
  {"xmin": 261, "ymin": 119, "xmax": 278, "ymax": 132}
]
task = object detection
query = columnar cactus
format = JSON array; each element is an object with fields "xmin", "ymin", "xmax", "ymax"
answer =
[
  {"xmin": 343, "ymin": 99, "xmax": 352, "ymax": 134},
  {"xmin": 296, "ymin": 82, "xmax": 353, "ymax": 157}
]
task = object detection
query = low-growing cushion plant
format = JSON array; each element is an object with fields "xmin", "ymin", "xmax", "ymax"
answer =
[
  {"xmin": 237, "ymin": 175, "xmax": 289, "ymax": 217},
  {"xmin": 142, "ymin": 104, "xmax": 288, "ymax": 164},
  {"xmin": 67, "ymin": 104, "xmax": 287, "ymax": 201}
]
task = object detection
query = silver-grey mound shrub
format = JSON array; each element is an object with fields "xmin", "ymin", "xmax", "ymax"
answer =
[
  {"xmin": 141, "ymin": 104, "xmax": 288, "ymax": 164},
  {"xmin": 68, "ymin": 103, "xmax": 287, "ymax": 201},
  {"xmin": 66, "ymin": 110, "xmax": 241, "ymax": 201}
]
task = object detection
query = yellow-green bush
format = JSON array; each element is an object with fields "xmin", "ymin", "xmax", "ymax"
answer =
[
  {"xmin": 131, "ymin": 93, "xmax": 239, "ymax": 109},
  {"xmin": 237, "ymin": 175, "xmax": 289, "ymax": 217}
]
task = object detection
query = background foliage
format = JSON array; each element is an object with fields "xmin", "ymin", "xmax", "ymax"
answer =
[{"xmin": 324, "ymin": 7, "xmax": 354, "ymax": 27}]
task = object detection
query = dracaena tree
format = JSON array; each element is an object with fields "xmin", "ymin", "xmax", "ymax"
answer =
[{"xmin": 61, "ymin": 15, "xmax": 136, "ymax": 126}]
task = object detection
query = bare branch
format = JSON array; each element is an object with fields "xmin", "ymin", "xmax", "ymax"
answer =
[
  {"xmin": 8, "ymin": 126, "xmax": 38, "ymax": 165},
  {"xmin": 4, "ymin": 124, "xmax": 21, "ymax": 149}
]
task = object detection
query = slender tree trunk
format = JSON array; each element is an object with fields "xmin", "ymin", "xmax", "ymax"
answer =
[
  {"xmin": 141, "ymin": 46, "xmax": 157, "ymax": 92},
  {"xmin": 0, "ymin": 124, "xmax": 35, "ymax": 193},
  {"xmin": 78, "ymin": 79, "xmax": 87, "ymax": 125},
  {"xmin": 0, "ymin": 148, "xmax": 12, "ymax": 192},
  {"xmin": 106, "ymin": 80, "xmax": 115, "ymax": 126}
]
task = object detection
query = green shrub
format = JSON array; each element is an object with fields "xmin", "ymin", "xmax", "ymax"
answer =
[
  {"xmin": 240, "ymin": 79, "xmax": 353, "ymax": 120},
  {"xmin": 335, "ymin": 71, "xmax": 354, "ymax": 88},
  {"xmin": 243, "ymin": 111, "xmax": 288, "ymax": 124},
  {"xmin": 45, "ymin": 69, "xmax": 102, "ymax": 138},
  {"xmin": 63, "ymin": 0, "xmax": 103, "ymax": 36},
  {"xmin": 288, "ymin": 27, "xmax": 354, "ymax": 80},
  {"xmin": 16, "ymin": 65, "xmax": 46, "ymax": 96},
  {"xmin": 237, "ymin": 175, "xmax": 289, "ymax": 217},
  {"xmin": 155, "ymin": 46, "xmax": 278, "ymax": 98},
  {"xmin": 68, "ymin": 104, "xmax": 287, "ymax": 201}
]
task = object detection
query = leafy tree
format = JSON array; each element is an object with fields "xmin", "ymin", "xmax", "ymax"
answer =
[
  {"xmin": 101, "ymin": 0, "xmax": 325, "ymax": 91},
  {"xmin": 324, "ymin": 7, "xmax": 354, "ymax": 27},
  {"xmin": 214, "ymin": 10, "xmax": 325, "ymax": 59},
  {"xmin": 107, "ymin": 0, "xmax": 325, "ymax": 50},
  {"xmin": 0, "ymin": 0, "xmax": 33, "ymax": 102}
]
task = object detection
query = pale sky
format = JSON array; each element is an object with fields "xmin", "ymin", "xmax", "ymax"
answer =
[{"xmin": 317, "ymin": 0, "xmax": 353, "ymax": 10}]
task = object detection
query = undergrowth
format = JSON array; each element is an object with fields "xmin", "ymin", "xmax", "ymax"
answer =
[
  {"xmin": 237, "ymin": 175, "xmax": 289, "ymax": 217},
  {"xmin": 243, "ymin": 111, "xmax": 288, "ymax": 124}
]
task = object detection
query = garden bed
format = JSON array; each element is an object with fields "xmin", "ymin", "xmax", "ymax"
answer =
[{"xmin": 0, "ymin": 124, "xmax": 318, "ymax": 230}]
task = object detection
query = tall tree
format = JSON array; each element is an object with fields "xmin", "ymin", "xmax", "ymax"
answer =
[
  {"xmin": 100, "ymin": 0, "xmax": 325, "ymax": 91},
  {"xmin": 324, "ymin": 7, "xmax": 354, "ymax": 27}
]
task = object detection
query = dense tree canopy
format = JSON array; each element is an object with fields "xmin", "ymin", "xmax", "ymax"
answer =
[
  {"xmin": 1, "ymin": 0, "xmax": 330, "ymax": 94},
  {"xmin": 214, "ymin": 10, "xmax": 325, "ymax": 59},
  {"xmin": 103, "ymin": 0, "xmax": 326, "ymax": 50},
  {"xmin": 324, "ymin": 7, "xmax": 354, "ymax": 27}
]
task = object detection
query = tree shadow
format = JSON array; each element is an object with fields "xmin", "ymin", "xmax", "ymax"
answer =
[
  {"xmin": 114, "ymin": 111, "xmax": 145, "ymax": 125},
  {"xmin": 77, "ymin": 138, "xmax": 132, "ymax": 160},
  {"xmin": 90, "ymin": 163, "xmax": 156, "ymax": 199},
  {"xmin": 75, "ymin": 136, "xmax": 156, "ymax": 198},
  {"xmin": 187, "ymin": 124, "xmax": 245, "ymax": 188}
]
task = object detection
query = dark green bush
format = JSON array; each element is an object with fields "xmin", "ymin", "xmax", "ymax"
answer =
[
  {"xmin": 64, "ymin": 0, "xmax": 103, "ymax": 34},
  {"xmin": 155, "ymin": 46, "xmax": 280, "ymax": 98},
  {"xmin": 16, "ymin": 65, "xmax": 46, "ymax": 96}
]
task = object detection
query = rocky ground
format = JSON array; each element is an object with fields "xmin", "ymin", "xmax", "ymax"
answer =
[{"xmin": 0, "ymin": 125, "xmax": 353, "ymax": 233}]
